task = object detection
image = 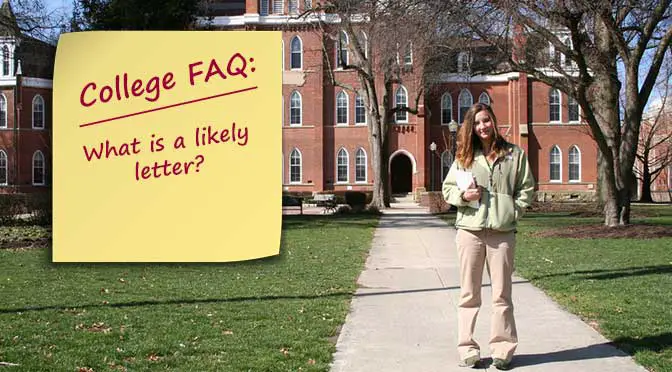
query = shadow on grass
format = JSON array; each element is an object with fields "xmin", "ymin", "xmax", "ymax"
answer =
[
  {"xmin": 612, "ymin": 332, "xmax": 672, "ymax": 355},
  {"xmin": 0, "ymin": 280, "xmax": 530, "ymax": 314},
  {"xmin": 527, "ymin": 265, "xmax": 672, "ymax": 281}
]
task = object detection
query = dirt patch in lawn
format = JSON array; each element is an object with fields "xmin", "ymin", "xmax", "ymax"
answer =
[
  {"xmin": 0, "ymin": 238, "xmax": 50, "ymax": 250},
  {"xmin": 533, "ymin": 223, "xmax": 672, "ymax": 239}
]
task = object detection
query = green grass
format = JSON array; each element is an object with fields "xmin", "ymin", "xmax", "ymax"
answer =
[
  {"xmin": 0, "ymin": 214, "xmax": 378, "ymax": 371},
  {"xmin": 441, "ymin": 204, "xmax": 672, "ymax": 372}
]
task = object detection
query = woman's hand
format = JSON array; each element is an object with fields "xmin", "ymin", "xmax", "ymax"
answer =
[{"xmin": 462, "ymin": 177, "xmax": 481, "ymax": 201}]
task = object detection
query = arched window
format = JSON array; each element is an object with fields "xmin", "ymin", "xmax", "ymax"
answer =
[
  {"xmin": 360, "ymin": 31, "xmax": 368, "ymax": 58},
  {"xmin": 33, "ymin": 150, "xmax": 45, "ymax": 185},
  {"xmin": 2, "ymin": 46, "xmax": 9, "ymax": 76},
  {"xmin": 549, "ymin": 89, "xmax": 561, "ymax": 122},
  {"xmin": 395, "ymin": 86, "xmax": 408, "ymax": 123},
  {"xmin": 568, "ymin": 96, "xmax": 579, "ymax": 122},
  {"xmin": 0, "ymin": 150, "xmax": 7, "ymax": 185},
  {"xmin": 355, "ymin": 93, "xmax": 366, "ymax": 125},
  {"xmin": 458, "ymin": 89, "xmax": 473, "ymax": 124},
  {"xmin": 336, "ymin": 148, "xmax": 349, "ymax": 183},
  {"xmin": 569, "ymin": 146, "xmax": 581, "ymax": 182},
  {"xmin": 0, "ymin": 94, "xmax": 6, "ymax": 128},
  {"xmin": 33, "ymin": 95, "xmax": 45, "ymax": 129},
  {"xmin": 441, "ymin": 93, "xmax": 452, "ymax": 124},
  {"xmin": 550, "ymin": 146, "xmax": 561, "ymax": 182},
  {"xmin": 441, "ymin": 151, "xmax": 453, "ymax": 181},
  {"xmin": 355, "ymin": 148, "xmax": 367, "ymax": 182},
  {"xmin": 336, "ymin": 91, "xmax": 348, "ymax": 125},
  {"xmin": 337, "ymin": 31, "xmax": 349, "ymax": 67},
  {"xmin": 478, "ymin": 92, "xmax": 491, "ymax": 106},
  {"xmin": 289, "ymin": 91, "xmax": 302, "ymax": 126},
  {"xmin": 290, "ymin": 36, "xmax": 302, "ymax": 70},
  {"xmin": 289, "ymin": 148, "xmax": 302, "ymax": 183}
]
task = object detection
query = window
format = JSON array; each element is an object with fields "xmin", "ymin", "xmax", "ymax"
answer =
[
  {"xmin": 564, "ymin": 38, "xmax": 573, "ymax": 68},
  {"xmin": 337, "ymin": 148, "xmax": 348, "ymax": 183},
  {"xmin": 360, "ymin": 31, "xmax": 368, "ymax": 58},
  {"xmin": 304, "ymin": 0, "xmax": 311, "ymax": 10},
  {"xmin": 458, "ymin": 89, "xmax": 472, "ymax": 124},
  {"xmin": 441, "ymin": 93, "xmax": 452, "ymax": 124},
  {"xmin": 549, "ymin": 89, "xmax": 561, "ymax": 122},
  {"xmin": 33, "ymin": 95, "xmax": 45, "ymax": 129},
  {"xmin": 355, "ymin": 94, "xmax": 366, "ymax": 125},
  {"xmin": 395, "ymin": 86, "xmax": 408, "ymax": 123},
  {"xmin": 355, "ymin": 148, "xmax": 367, "ymax": 182},
  {"xmin": 261, "ymin": 0, "xmax": 269, "ymax": 15},
  {"xmin": 290, "ymin": 36, "xmax": 302, "ymax": 70},
  {"xmin": 441, "ymin": 151, "xmax": 453, "ymax": 181},
  {"xmin": 2, "ymin": 46, "xmax": 8, "ymax": 76},
  {"xmin": 0, "ymin": 150, "xmax": 7, "ymax": 185},
  {"xmin": 568, "ymin": 96, "xmax": 579, "ymax": 122},
  {"xmin": 457, "ymin": 51, "xmax": 471, "ymax": 73},
  {"xmin": 272, "ymin": 0, "xmax": 283, "ymax": 14},
  {"xmin": 0, "ymin": 94, "xmax": 6, "ymax": 128},
  {"xmin": 478, "ymin": 92, "xmax": 491, "ymax": 106},
  {"xmin": 569, "ymin": 146, "xmax": 581, "ymax": 182},
  {"xmin": 337, "ymin": 31, "xmax": 349, "ymax": 67},
  {"xmin": 289, "ymin": 0, "xmax": 298, "ymax": 14},
  {"xmin": 290, "ymin": 91, "xmax": 302, "ymax": 126},
  {"xmin": 289, "ymin": 149, "xmax": 302, "ymax": 183},
  {"xmin": 33, "ymin": 150, "xmax": 45, "ymax": 185},
  {"xmin": 550, "ymin": 146, "xmax": 561, "ymax": 182},
  {"xmin": 336, "ymin": 91, "xmax": 348, "ymax": 125},
  {"xmin": 403, "ymin": 43, "xmax": 412, "ymax": 65}
]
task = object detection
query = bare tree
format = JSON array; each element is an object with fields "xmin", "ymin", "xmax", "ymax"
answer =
[
  {"xmin": 460, "ymin": 0, "xmax": 672, "ymax": 226},
  {"xmin": 309, "ymin": 0, "xmax": 465, "ymax": 209},
  {"xmin": 1, "ymin": 0, "xmax": 71, "ymax": 44},
  {"xmin": 635, "ymin": 93, "xmax": 672, "ymax": 202}
]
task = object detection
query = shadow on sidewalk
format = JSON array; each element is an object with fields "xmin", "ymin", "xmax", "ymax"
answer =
[{"xmin": 512, "ymin": 343, "xmax": 628, "ymax": 367}]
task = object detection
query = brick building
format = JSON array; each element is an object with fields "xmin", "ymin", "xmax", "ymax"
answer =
[
  {"xmin": 0, "ymin": 0, "xmax": 54, "ymax": 194},
  {"xmin": 204, "ymin": 1, "xmax": 599, "ymax": 201}
]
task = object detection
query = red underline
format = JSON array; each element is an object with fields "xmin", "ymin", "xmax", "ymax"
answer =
[{"xmin": 80, "ymin": 86, "xmax": 259, "ymax": 128}]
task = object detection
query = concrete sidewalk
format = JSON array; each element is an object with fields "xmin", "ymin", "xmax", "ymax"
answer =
[{"xmin": 330, "ymin": 202, "xmax": 647, "ymax": 372}]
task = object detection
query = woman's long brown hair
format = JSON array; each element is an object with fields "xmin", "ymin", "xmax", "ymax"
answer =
[{"xmin": 456, "ymin": 103, "xmax": 508, "ymax": 169}]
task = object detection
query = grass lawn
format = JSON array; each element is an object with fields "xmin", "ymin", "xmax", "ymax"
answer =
[
  {"xmin": 0, "ymin": 214, "xmax": 378, "ymax": 371},
  {"xmin": 442, "ymin": 203, "xmax": 672, "ymax": 372}
]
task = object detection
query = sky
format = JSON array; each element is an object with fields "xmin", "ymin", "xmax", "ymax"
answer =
[{"xmin": 44, "ymin": 0, "xmax": 71, "ymax": 13}]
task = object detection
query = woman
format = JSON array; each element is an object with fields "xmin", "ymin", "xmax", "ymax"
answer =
[{"xmin": 442, "ymin": 103, "xmax": 535, "ymax": 370}]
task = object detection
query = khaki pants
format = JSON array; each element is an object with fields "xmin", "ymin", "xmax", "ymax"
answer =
[{"xmin": 455, "ymin": 228, "xmax": 517, "ymax": 362}]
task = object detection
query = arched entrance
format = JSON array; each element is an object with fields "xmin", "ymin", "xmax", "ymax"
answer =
[{"xmin": 390, "ymin": 153, "xmax": 413, "ymax": 194}]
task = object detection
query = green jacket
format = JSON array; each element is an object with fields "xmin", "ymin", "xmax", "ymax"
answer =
[{"xmin": 442, "ymin": 144, "xmax": 536, "ymax": 232}]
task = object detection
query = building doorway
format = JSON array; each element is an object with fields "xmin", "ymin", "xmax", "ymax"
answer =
[{"xmin": 390, "ymin": 153, "xmax": 413, "ymax": 194}]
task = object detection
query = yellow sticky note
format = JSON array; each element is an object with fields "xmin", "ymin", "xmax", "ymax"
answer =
[{"xmin": 52, "ymin": 31, "xmax": 282, "ymax": 262}]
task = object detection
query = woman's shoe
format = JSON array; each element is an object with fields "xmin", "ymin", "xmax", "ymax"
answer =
[
  {"xmin": 492, "ymin": 357, "xmax": 511, "ymax": 370},
  {"xmin": 459, "ymin": 354, "xmax": 481, "ymax": 368}
]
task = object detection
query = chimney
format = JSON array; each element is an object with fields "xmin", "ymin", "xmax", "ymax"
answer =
[{"xmin": 246, "ymin": 0, "xmax": 258, "ymax": 14}]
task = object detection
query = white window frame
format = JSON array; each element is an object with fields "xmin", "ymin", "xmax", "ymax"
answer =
[
  {"xmin": 458, "ymin": 89, "xmax": 473, "ymax": 124},
  {"xmin": 568, "ymin": 145, "xmax": 581, "ymax": 182},
  {"xmin": 290, "ymin": 36, "xmax": 302, "ymax": 70},
  {"xmin": 289, "ymin": 91, "xmax": 302, "ymax": 126},
  {"xmin": 336, "ymin": 91, "xmax": 349, "ymax": 126},
  {"xmin": 0, "ymin": 149, "xmax": 7, "ymax": 185},
  {"xmin": 32, "ymin": 150, "xmax": 45, "ymax": 186},
  {"xmin": 568, "ymin": 96, "xmax": 580, "ymax": 123},
  {"xmin": 32, "ymin": 95, "xmax": 45, "ymax": 129},
  {"xmin": 355, "ymin": 93, "xmax": 366, "ymax": 125},
  {"xmin": 0, "ymin": 94, "xmax": 6, "ymax": 128},
  {"xmin": 549, "ymin": 89, "xmax": 561, "ymax": 123},
  {"xmin": 441, "ymin": 93, "xmax": 452, "ymax": 125},
  {"xmin": 289, "ymin": 148, "xmax": 302, "ymax": 184},
  {"xmin": 336, "ymin": 30, "xmax": 349, "ymax": 68},
  {"xmin": 478, "ymin": 91, "xmax": 491, "ymax": 106},
  {"xmin": 395, "ymin": 86, "xmax": 408, "ymax": 123},
  {"xmin": 550, "ymin": 145, "xmax": 562, "ymax": 182},
  {"xmin": 403, "ymin": 42, "xmax": 413, "ymax": 65},
  {"xmin": 336, "ymin": 147, "xmax": 349, "ymax": 183},
  {"xmin": 355, "ymin": 148, "xmax": 367, "ymax": 183},
  {"xmin": 360, "ymin": 31, "xmax": 368, "ymax": 59}
]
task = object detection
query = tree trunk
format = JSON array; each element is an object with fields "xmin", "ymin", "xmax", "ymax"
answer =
[
  {"xmin": 368, "ymin": 109, "xmax": 386, "ymax": 209},
  {"xmin": 640, "ymin": 165, "xmax": 653, "ymax": 203}
]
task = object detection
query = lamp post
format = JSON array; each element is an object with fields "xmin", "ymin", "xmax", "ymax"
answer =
[
  {"xmin": 448, "ymin": 120, "xmax": 458, "ymax": 164},
  {"xmin": 429, "ymin": 141, "xmax": 437, "ymax": 191}
]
